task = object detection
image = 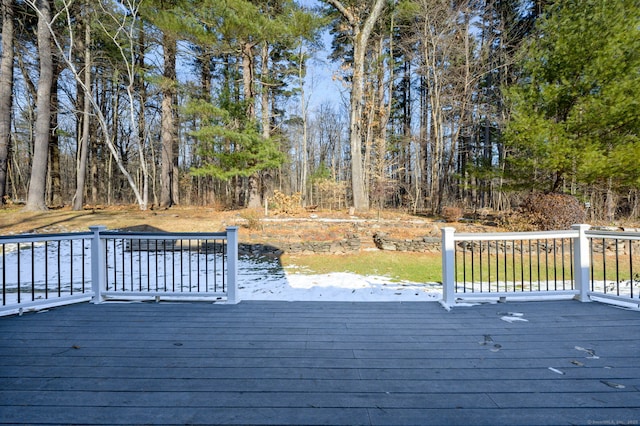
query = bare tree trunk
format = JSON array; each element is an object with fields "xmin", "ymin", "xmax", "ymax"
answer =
[
  {"xmin": 242, "ymin": 42, "xmax": 255, "ymax": 118},
  {"xmin": 242, "ymin": 41, "xmax": 261, "ymax": 209},
  {"xmin": 606, "ymin": 178, "xmax": 616, "ymax": 222},
  {"xmin": 73, "ymin": 10, "xmax": 91, "ymax": 211},
  {"xmin": 171, "ymin": 126, "xmax": 179, "ymax": 205},
  {"xmin": 48, "ymin": 58, "xmax": 62, "ymax": 207},
  {"xmin": 261, "ymin": 43, "xmax": 270, "ymax": 141},
  {"xmin": 260, "ymin": 43, "xmax": 272, "ymax": 205},
  {"xmin": 324, "ymin": 0, "xmax": 387, "ymax": 212},
  {"xmin": 91, "ymin": 132, "xmax": 98, "ymax": 205},
  {"xmin": 0, "ymin": 0, "xmax": 14, "ymax": 205},
  {"xmin": 25, "ymin": 0, "xmax": 53, "ymax": 211},
  {"xmin": 160, "ymin": 31, "xmax": 176, "ymax": 208},
  {"xmin": 296, "ymin": 44, "xmax": 309, "ymax": 205}
]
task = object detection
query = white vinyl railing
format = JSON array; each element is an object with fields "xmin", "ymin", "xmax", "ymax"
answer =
[
  {"xmin": 441, "ymin": 224, "xmax": 640, "ymax": 308},
  {"xmin": 0, "ymin": 226, "xmax": 239, "ymax": 316}
]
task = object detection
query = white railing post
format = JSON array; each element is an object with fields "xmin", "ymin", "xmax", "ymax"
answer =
[
  {"xmin": 572, "ymin": 224, "xmax": 591, "ymax": 302},
  {"xmin": 226, "ymin": 226, "xmax": 239, "ymax": 304},
  {"xmin": 441, "ymin": 227, "xmax": 456, "ymax": 308},
  {"xmin": 89, "ymin": 226, "xmax": 107, "ymax": 304}
]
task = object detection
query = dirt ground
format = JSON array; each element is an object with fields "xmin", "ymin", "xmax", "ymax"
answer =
[{"xmin": 0, "ymin": 205, "xmax": 497, "ymax": 249}]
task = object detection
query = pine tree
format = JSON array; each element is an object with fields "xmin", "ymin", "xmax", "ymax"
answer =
[
  {"xmin": 504, "ymin": 0, "xmax": 640, "ymax": 196},
  {"xmin": 187, "ymin": 97, "xmax": 285, "ymax": 186}
]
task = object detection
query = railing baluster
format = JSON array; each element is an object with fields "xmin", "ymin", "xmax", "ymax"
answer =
[
  {"xmin": 552, "ymin": 239, "xmax": 558, "ymax": 290},
  {"xmin": 70, "ymin": 241, "xmax": 74, "ymax": 295},
  {"xmin": 57, "ymin": 240, "xmax": 61, "ymax": 297},
  {"xmin": 172, "ymin": 241, "xmax": 176, "ymax": 293},
  {"xmin": 630, "ymin": 240, "xmax": 634, "ymax": 299},
  {"xmin": 498, "ymin": 242, "xmax": 502, "ymax": 292},
  {"xmin": 602, "ymin": 238, "xmax": 607, "ymax": 293},
  {"xmin": 222, "ymin": 238, "xmax": 226, "ymax": 293},
  {"xmin": 129, "ymin": 239, "xmax": 134, "ymax": 292},
  {"xmin": 536, "ymin": 239, "xmax": 541, "ymax": 291},
  {"xmin": 589, "ymin": 237, "xmax": 595, "ymax": 292},
  {"xmin": 528, "ymin": 240, "xmax": 533, "ymax": 292},
  {"xmin": 2, "ymin": 244, "xmax": 5, "ymax": 306},
  {"xmin": 544, "ymin": 239, "xmax": 549, "ymax": 291},
  {"xmin": 82, "ymin": 239, "xmax": 86, "ymax": 293},
  {"xmin": 487, "ymin": 240, "xmax": 491, "ymax": 292},
  {"xmin": 615, "ymin": 239, "xmax": 620, "ymax": 296},
  {"xmin": 17, "ymin": 243, "xmax": 20, "ymax": 304},
  {"xmin": 519, "ymin": 241, "xmax": 524, "ymax": 291},
  {"xmin": 213, "ymin": 240, "xmax": 224, "ymax": 292},
  {"xmin": 180, "ymin": 239, "xmax": 184, "ymax": 292},
  {"xmin": 470, "ymin": 243, "xmax": 475, "ymax": 293},
  {"xmin": 30, "ymin": 242, "xmax": 35, "ymax": 301},
  {"xmin": 460, "ymin": 243, "xmax": 465, "ymax": 293},
  {"xmin": 204, "ymin": 239, "xmax": 209, "ymax": 292},
  {"xmin": 197, "ymin": 240, "xmax": 201, "ymax": 292},
  {"xmin": 137, "ymin": 240, "xmax": 142, "ymax": 292},
  {"xmin": 188, "ymin": 240, "xmax": 192, "ymax": 291},
  {"xmin": 560, "ymin": 238, "xmax": 565, "ymax": 289},
  {"xmin": 511, "ymin": 241, "xmax": 516, "ymax": 292},
  {"xmin": 162, "ymin": 239, "xmax": 167, "ymax": 293},
  {"xmin": 44, "ymin": 241, "xmax": 49, "ymax": 299}
]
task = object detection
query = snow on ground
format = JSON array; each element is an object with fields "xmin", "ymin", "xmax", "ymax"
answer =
[{"xmin": 237, "ymin": 257, "xmax": 442, "ymax": 302}]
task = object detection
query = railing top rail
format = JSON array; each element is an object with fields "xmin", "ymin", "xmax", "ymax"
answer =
[
  {"xmin": 585, "ymin": 230, "xmax": 640, "ymax": 240},
  {"xmin": 0, "ymin": 231, "xmax": 93, "ymax": 244},
  {"xmin": 452, "ymin": 229, "xmax": 579, "ymax": 242},
  {"xmin": 99, "ymin": 230, "xmax": 229, "ymax": 240}
]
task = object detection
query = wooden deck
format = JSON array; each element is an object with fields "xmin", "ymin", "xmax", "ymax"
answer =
[{"xmin": 1, "ymin": 300, "xmax": 639, "ymax": 425}]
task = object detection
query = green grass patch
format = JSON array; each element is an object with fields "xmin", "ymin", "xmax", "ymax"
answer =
[
  {"xmin": 281, "ymin": 250, "xmax": 640, "ymax": 288},
  {"xmin": 281, "ymin": 251, "xmax": 442, "ymax": 283}
]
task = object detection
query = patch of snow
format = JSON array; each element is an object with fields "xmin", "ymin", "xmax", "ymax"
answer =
[
  {"xmin": 238, "ymin": 257, "xmax": 442, "ymax": 302},
  {"xmin": 500, "ymin": 316, "xmax": 528, "ymax": 323}
]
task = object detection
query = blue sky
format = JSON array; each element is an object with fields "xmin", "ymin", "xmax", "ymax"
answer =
[{"xmin": 297, "ymin": 0, "xmax": 346, "ymax": 113}]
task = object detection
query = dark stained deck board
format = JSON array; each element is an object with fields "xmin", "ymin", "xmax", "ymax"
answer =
[{"xmin": 0, "ymin": 300, "xmax": 639, "ymax": 425}]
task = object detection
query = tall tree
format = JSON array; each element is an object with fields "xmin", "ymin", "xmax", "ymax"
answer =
[
  {"xmin": 47, "ymin": 55, "xmax": 62, "ymax": 207},
  {"xmin": 323, "ymin": 0, "xmax": 389, "ymax": 211},
  {"xmin": 72, "ymin": 1, "xmax": 92, "ymax": 211},
  {"xmin": 140, "ymin": 0, "xmax": 185, "ymax": 208},
  {"xmin": 160, "ymin": 31, "xmax": 177, "ymax": 208},
  {"xmin": 25, "ymin": 0, "xmax": 53, "ymax": 211},
  {"xmin": 0, "ymin": 0, "xmax": 14, "ymax": 205}
]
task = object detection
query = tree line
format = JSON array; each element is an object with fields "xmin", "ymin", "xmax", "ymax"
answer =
[{"xmin": 0, "ymin": 0, "xmax": 638, "ymax": 221}]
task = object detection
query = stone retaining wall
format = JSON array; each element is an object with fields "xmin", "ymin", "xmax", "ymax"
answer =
[
  {"xmin": 372, "ymin": 233, "xmax": 441, "ymax": 252},
  {"xmin": 239, "ymin": 235, "xmax": 361, "ymax": 257}
]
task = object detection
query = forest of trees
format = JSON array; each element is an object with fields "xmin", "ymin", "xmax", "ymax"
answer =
[{"xmin": 0, "ymin": 0, "xmax": 638, "ymax": 221}]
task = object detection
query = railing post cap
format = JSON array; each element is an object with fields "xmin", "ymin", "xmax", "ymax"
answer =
[
  {"xmin": 441, "ymin": 227, "xmax": 456, "ymax": 234},
  {"xmin": 89, "ymin": 225, "xmax": 107, "ymax": 232},
  {"xmin": 571, "ymin": 224, "xmax": 591, "ymax": 231}
]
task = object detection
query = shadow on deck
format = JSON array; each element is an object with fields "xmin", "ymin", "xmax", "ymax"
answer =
[{"xmin": 1, "ymin": 300, "xmax": 639, "ymax": 425}]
